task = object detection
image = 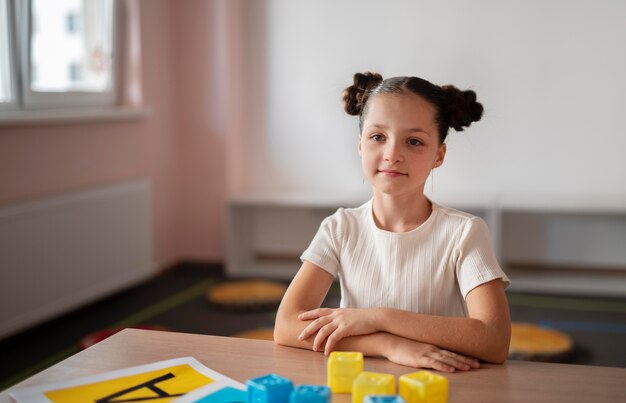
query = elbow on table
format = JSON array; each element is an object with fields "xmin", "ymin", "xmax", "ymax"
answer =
[
  {"xmin": 273, "ymin": 326, "xmax": 289, "ymax": 346},
  {"xmin": 476, "ymin": 317, "xmax": 511, "ymax": 364},
  {"xmin": 273, "ymin": 318, "xmax": 296, "ymax": 347},
  {"xmin": 484, "ymin": 346, "xmax": 509, "ymax": 364},
  {"xmin": 480, "ymin": 333, "xmax": 510, "ymax": 364}
]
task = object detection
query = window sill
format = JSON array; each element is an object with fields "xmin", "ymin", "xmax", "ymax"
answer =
[{"xmin": 0, "ymin": 106, "xmax": 151, "ymax": 126}]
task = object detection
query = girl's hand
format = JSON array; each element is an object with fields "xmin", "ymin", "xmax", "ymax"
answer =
[
  {"xmin": 384, "ymin": 334, "xmax": 480, "ymax": 373},
  {"xmin": 298, "ymin": 308, "xmax": 378, "ymax": 355}
]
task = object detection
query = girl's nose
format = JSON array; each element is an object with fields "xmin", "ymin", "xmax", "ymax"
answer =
[{"xmin": 383, "ymin": 142, "xmax": 403, "ymax": 163}]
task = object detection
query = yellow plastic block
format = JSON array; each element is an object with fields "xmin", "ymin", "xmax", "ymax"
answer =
[
  {"xmin": 327, "ymin": 351, "xmax": 364, "ymax": 393},
  {"xmin": 352, "ymin": 372, "xmax": 395, "ymax": 403},
  {"xmin": 399, "ymin": 371, "xmax": 448, "ymax": 403}
]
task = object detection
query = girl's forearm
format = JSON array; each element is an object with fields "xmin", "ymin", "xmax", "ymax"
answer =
[
  {"xmin": 274, "ymin": 310, "xmax": 387, "ymax": 356},
  {"xmin": 372, "ymin": 308, "xmax": 510, "ymax": 363},
  {"xmin": 276, "ymin": 324, "xmax": 482, "ymax": 373},
  {"xmin": 332, "ymin": 331, "xmax": 390, "ymax": 357},
  {"xmin": 275, "ymin": 311, "xmax": 486, "ymax": 372}
]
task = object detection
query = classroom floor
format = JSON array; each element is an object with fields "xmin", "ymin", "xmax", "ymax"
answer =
[{"xmin": 2, "ymin": 262, "xmax": 626, "ymax": 391}]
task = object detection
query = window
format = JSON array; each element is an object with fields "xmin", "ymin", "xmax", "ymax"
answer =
[
  {"xmin": 0, "ymin": 0, "xmax": 117, "ymax": 111},
  {"xmin": 68, "ymin": 62, "xmax": 83, "ymax": 82},
  {"xmin": 66, "ymin": 11, "xmax": 80, "ymax": 33}
]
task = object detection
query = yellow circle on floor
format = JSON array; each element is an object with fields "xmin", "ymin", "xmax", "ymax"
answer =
[
  {"xmin": 509, "ymin": 322, "xmax": 573, "ymax": 361},
  {"xmin": 207, "ymin": 280, "xmax": 287, "ymax": 309}
]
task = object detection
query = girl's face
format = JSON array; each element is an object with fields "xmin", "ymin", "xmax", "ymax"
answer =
[{"xmin": 358, "ymin": 93, "xmax": 446, "ymax": 198}]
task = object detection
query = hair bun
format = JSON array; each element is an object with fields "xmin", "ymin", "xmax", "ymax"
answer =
[
  {"xmin": 343, "ymin": 72, "xmax": 383, "ymax": 116},
  {"xmin": 441, "ymin": 85, "xmax": 483, "ymax": 131}
]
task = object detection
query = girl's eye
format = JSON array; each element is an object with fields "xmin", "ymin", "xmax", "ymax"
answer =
[
  {"xmin": 371, "ymin": 134, "xmax": 385, "ymax": 141},
  {"xmin": 408, "ymin": 138, "xmax": 423, "ymax": 146}
]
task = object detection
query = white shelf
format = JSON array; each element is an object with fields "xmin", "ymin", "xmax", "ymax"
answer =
[
  {"xmin": 507, "ymin": 267, "xmax": 626, "ymax": 298},
  {"xmin": 497, "ymin": 193, "xmax": 626, "ymax": 214},
  {"xmin": 226, "ymin": 199, "xmax": 340, "ymax": 279},
  {"xmin": 226, "ymin": 192, "xmax": 626, "ymax": 295}
]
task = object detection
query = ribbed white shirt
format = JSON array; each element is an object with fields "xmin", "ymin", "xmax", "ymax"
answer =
[{"xmin": 301, "ymin": 199, "xmax": 510, "ymax": 317}]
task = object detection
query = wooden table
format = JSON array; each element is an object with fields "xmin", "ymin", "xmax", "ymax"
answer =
[{"xmin": 1, "ymin": 329, "xmax": 625, "ymax": 402}]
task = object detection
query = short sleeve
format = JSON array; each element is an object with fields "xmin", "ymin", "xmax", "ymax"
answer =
[
  {"xmin": 300, "ymin": 213, "xmax": 342, "ymax": 277},
  {"xmin": 455, "ymin": 217, "xmax": 510, "ymax": 298}
]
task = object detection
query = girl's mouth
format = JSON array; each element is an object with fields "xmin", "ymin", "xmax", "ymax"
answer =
[{"xmin": 378, "ymin": 169, "xmax": 407, "ymax": 177}]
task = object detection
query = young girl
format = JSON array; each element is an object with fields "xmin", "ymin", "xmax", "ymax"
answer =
[{"xmin": 274, "ymin": 72, "xmax": 511, "ymax": 373}]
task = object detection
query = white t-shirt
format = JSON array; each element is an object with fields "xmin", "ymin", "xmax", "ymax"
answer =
[{"xmin": 300, "ymin": 199, "xmax": 510, "ymax": 317}]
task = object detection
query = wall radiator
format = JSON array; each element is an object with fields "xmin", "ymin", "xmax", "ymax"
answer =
[{"xmin": 0, "ymin": 180, "xmax": 154, "ymax": 338}]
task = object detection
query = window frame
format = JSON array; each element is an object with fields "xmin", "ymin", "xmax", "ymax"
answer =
[
  {"xmin": 0, "ymin": 0, "xmax": 19, "ymax": 111},
  {"xmin": 8, "ymin": 0, "xmax": 120, "ymax": 110}
]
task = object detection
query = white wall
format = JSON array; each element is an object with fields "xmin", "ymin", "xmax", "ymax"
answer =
[{"xmin": 242, "ymin": 0, "xmax": 626, "ymax": 202}]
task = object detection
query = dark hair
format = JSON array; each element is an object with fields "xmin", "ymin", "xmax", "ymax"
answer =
[{"xmin": 342, "ymin": 72, "xmax": 483, "ymax": 143}]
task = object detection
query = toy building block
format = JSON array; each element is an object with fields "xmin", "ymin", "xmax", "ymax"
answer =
[
  {"xmin": 364, "ymin": 395, "xmax": 406, "ymax": 403},
  {"xmin": 246, "ymin": 373, "xmax": 294, "ymax": 403},
  {"xmin": 399, "ymin": 371, "xmax": 448, "ymax": 403},
  {"xmin": 290, "ymin": 385, "xmax": 331, "ymax": 403},
  {"xmin": 352, "ymin": 372, "xmax": 396, "ymax": 403},
  {"xmin": 327, "ymin": 351, "xmax": 364, "ymax": 393}
]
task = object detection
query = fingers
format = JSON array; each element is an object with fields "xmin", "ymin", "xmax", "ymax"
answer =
[
  {"xmin": 299, "ymin": 316, "xmax": 343, "ymax": 354},
  {"xmin": 313, "ymin": 323, "xmax": 338, "ymax": 352},
  {"xmin": 424, "ymin": 357, "xmax": 456, "ymax": 373},
  {"xmin": 297, "ymin": 309, "xmax": 332, "ymax": 341},
  {"xmin": 441, "ymin": 350, "xmax": 480, "ymax": 369},
  {"xmin": 424, "ymin": 350, "xmax": 478, "ymax": 372},
  {"xmin": 385, "ymin": 338, "xmax": 480, "ymax": 373},
  {"xmin": 298, "ymin": 316, "xmax": 348, "ymax": 354},
  {"xmin": 298, "ymin": 317, "xmax": 329, "ymax": 341},
  {"xmin": 323, "ymin": 330, "xmax": 346, "ymax": 356},
  {"xmin": 298, "ymin": 308, "xmax": 330, "ymax": 321},
  {"xmin": 415, "ymin": 355, "xmax": 460, "ymax": 373}
]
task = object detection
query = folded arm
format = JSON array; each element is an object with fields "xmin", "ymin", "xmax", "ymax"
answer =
[
  {"xmin": 299, "ymin": 279, "xmax": 511, "ymax": 363},
  {"xmin": 274, "ymin": 262, "xmax": 480, "ymax": 372},
  {"xmin": 382, "ymin": 280, "xmax": 511, "ymax": 363}
]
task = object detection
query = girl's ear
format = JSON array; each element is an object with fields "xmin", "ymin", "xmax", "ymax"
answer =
[
  {"xmin": 434, "ymin": 143, "xmax": 447, "ymax": 168},
  {"xmin": 358, "ymin": 137, "xmax": 362, "ymax": 158}
]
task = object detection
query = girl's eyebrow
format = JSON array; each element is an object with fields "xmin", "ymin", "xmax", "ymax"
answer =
[{"xmin": 367, "ymin": 124, "xmax": 432, "ymax": 136}]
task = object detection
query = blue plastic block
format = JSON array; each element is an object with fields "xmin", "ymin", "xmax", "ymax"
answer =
[
  {"xmin": 290, "ymin": 385, "xmax": 331, "ymax": 403},
  {"xmin": 246, "ymin": 373, "xmax": 294, "ymax": 403},
  {"xmin": 364, "ymin": 396, "xmax": 406, "ymax": 403}
]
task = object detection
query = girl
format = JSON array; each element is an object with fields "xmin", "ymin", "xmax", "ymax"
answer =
[{"xmin": 274, "ymin": 72, "xmax": 511, "ymax": 373}]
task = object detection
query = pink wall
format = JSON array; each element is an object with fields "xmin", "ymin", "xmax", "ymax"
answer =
[
  {"xmin": 0, "ymin": 0, "xmax": 230, "ymax": 269},
  {"xmin": 169, "ymin": 0, "xmax": 228, "ymax": 262}
]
